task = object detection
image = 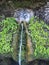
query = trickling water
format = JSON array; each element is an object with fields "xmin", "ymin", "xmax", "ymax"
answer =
[{"xmin": 19, "ymin": 23, "xmax": 23, "ymax": 65}]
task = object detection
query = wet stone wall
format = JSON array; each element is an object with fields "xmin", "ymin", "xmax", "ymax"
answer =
[{"xmin": 35, "ymin": 2, "xmax": 49, "ymax": 24}]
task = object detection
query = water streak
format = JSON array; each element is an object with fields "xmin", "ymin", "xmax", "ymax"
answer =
[{"xmin": 19, "ymin": 23, "xmax": 23, "ymax": 65}]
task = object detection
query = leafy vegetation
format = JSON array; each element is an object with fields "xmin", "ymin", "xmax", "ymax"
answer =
[
  {"xmin": 0, "ymin": 17, "xmax": 18, "ymax": 54},
  {"xmin": 28, "ymin": 17, "xmax": 49, "ymax": 59}
]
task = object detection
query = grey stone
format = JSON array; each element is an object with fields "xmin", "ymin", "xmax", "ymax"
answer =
[{"xmin": 14, "ymin": 8, "xmax": 34, "ymax": 23}]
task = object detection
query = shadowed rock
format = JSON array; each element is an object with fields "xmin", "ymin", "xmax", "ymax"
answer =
[
  {"xmin": 35, "ymin": 2, "xmax": 49, "ymax": 24},
  {"xmin": 0, "ymin": 57, "xmax": 19, "ymax": 65},
  {"xmin": 27, "ymin": 59, "xmax": 49, "ymax": 65}
]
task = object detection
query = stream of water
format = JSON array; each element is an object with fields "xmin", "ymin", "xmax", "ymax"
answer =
[{"xmin": 19, "ymin": 23, "xmax": 23, "ymax": 65}]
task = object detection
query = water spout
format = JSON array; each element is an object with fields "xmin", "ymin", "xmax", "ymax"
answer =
[{"xmin": 19, "ymin": 23, "xmax": 23, "ymax": 65}]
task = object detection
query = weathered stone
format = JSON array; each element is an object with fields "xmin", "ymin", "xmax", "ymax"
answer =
[{"xmin": 14, "ymin": 8, "xmax": 34, "ymax": 23}]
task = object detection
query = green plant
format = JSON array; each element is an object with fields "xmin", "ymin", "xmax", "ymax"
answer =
[
  {"xmin": 0, "ymin": 17, "xmax": 18, "ymax": 54},
  {"xmin": 28, "ymin": 17, "xmax": 49, "ymax": 59}
]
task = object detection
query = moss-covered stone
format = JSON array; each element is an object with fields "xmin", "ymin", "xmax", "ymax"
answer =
[
  {"xmin": 28, "ymin": 17, "xmax": 49, "ymax": 59},
  {"xmin": 0, "ymin": 17, "xmax": 18, "ymax": 54}
]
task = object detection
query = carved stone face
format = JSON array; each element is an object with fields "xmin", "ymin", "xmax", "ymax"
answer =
[{"xmin": 14, "ymin": 8, "xmax": 34, "ymax": 23}]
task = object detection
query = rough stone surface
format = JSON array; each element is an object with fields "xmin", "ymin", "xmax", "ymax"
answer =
[
  {"xmin": 35, "ymin": 2, "xmax": 49, "ymax": 24},
  {"xmin": 14, "ymin": 8, "xmax": 34, "ymax": 23}
]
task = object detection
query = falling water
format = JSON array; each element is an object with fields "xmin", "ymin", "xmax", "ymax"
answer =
[{"xmin": 19, "ymin": 23, "xmax": 23, "ymax": 65}]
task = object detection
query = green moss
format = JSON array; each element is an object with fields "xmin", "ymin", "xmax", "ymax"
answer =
[
  {"xmin": 0, "ymin": 17, "xmax": 18, "ymax": 54},
  {"xmin": 28, "ymin": 17, "xmax": 49, "ymax": 59}
]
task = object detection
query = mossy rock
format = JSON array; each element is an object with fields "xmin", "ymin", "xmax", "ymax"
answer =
[
  {"xmin": 28, "ymin": 17, "xmax": 49, "ymax": 59},
  {"xmin": 0, "ymin": 17, "xmax": 18, "ymax": 55}
]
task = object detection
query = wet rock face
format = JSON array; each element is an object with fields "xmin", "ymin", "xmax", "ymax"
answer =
[
  {"xmin": 0, "ymin": 57, "xmax": 19, "ymax": 65},
  {"xmin": 0, "ymin": 2, "xmax": 49, "ymax": 24},
  {"xmin": 14, "ymin": 8, "xmax": 34, "ymax": 23},
  {"xmin": 13, "ymin": 3, "xmax": 49, "ymax": 24},
  {"xmin": 27, "ymin": 59, "xmax": 49, "ymax": 65},
  {"xmin": 44, "ymin": 2, "xmax": 49, "ymax": 24},
  {"xmin": 35, "ymin": 2, "xmax": 49, "ymax": 24},
  {"xmin": 0, "ymin": 9, "xmax": 14, "ymax": 22}
]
